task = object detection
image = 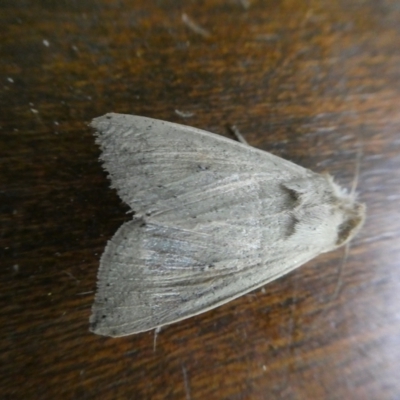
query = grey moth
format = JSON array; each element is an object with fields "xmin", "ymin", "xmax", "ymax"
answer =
[{"xmin": 89, "ymin": 113, "xmax": 365, "ymax": 337}]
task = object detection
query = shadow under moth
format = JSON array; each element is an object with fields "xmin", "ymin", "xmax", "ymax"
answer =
[{"xmin": 89, "ymin": 113, "xmax": 365, "ymax": 337}]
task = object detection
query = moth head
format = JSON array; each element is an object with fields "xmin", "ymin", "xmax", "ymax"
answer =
[
  {"xmin": 283, "ymin": 174, "xmax": 366, "ymax": 251},
  {"xmin": 325, "ymin": 175, "xmax": 366, "ymax": 249}
]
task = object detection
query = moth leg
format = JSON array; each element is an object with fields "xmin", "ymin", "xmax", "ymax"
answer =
[{"xmin": 227, "ymin": 125, "xmax": 248, "ymax": 145}]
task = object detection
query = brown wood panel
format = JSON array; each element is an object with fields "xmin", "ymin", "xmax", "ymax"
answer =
[{"xmin": 1, "ymin": 0, "xmax": 399, "ymax": 399}]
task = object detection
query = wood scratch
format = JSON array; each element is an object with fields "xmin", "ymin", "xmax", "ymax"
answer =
[
  {"xmin": 175, "ymin": 109, "xmax": 195, "ymax": 118},
  {"xmin": 182, "ymin": 13, "xmax": 210, "ymax": 38},
  {"xmin": 62, "ymin": 270, "xmax": 80, "ymax": 283},
  {"xmin": 182, "ymin": 364, "xmax": 192, "ymax": 400},
  {"xmin": 238, "ymin": 0, "xmax": 251, "ymax": 9}
]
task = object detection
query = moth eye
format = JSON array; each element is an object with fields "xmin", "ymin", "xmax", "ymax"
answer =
[
  {"xmin": 336, "ymin": 204, "xmax": 365, "ymax": 246},
  {"xmin": 337, "ymin": 220, "xmax": 354, "ymax": 245},
  {"xmin": 337, "ymin": 219, "xmax": 353, "ymax": 243}
]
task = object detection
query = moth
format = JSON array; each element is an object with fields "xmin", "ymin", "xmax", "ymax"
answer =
[{"xmin": 89, "ymin": 113, "xmax": 365, "ymax": 337}]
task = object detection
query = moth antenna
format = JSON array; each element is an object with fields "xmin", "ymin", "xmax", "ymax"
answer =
[
  {"xmin": 329, "ymin": 242, "xmax": 349, "ymax": 301},
  {"xmin": 331, "ymin": 141, "xmax": 363, "ymax": 301},
  {"xmin": 350, "ymin": 143, "xmax": 363, "ymax": 201}
]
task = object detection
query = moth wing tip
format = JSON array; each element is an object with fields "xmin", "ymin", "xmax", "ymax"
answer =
[
  {"xmin": 90, "ymin": 112, "xmax": 121, "ymax": 130},
  {"xmin": 89, "ymin": 312, "xmax": 120, "ymax": 338}
]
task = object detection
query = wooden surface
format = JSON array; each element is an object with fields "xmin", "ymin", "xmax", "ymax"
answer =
[{"xmin": 1, "ymin": 1, "xmax": 400, "ymax": 399}]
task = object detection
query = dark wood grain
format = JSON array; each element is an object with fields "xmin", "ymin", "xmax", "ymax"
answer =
[{"xmin": 1, "ymin": 1, "xmax": 399, "ymax": 399}]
